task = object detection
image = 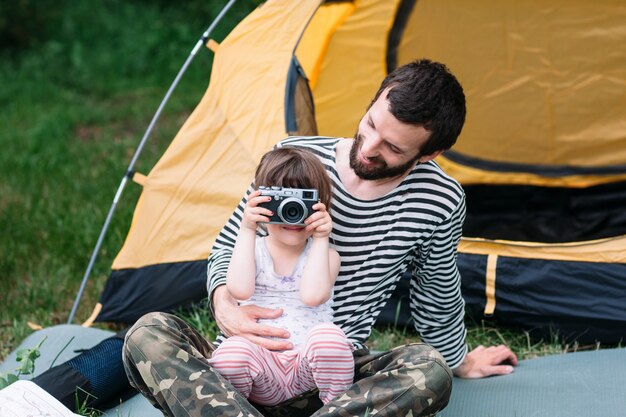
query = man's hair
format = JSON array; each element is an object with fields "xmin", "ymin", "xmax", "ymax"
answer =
[
  {"xmin": 255, "ymin": 146, "xmax": 332, "ymax": 209},
  {"xmin": 371, "ymin": 59, "xmax": 466, "ymax": 156}
]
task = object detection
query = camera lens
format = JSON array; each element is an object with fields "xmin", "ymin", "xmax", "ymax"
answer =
[{"xmin": 277, "ymin": 198, "xmax": 307, "ymax": 225}]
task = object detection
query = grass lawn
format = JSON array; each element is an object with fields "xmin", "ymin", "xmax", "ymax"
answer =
[
  {"xmin": 0, "ymin": 0, "xmax": 261, "ymax": 359},
  {"xmin": 0, "ymin": 0, "xmax": 587, "ymax": 371}
]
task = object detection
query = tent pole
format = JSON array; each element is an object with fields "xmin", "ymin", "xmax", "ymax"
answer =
[{"xmin": 67, "ymin": 0, "xmax": 239, "ymax": 324}]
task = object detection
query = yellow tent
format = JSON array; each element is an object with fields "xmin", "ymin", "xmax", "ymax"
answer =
[{"xmin": 88, "ymin": 0, "xmax": 626, "ymax": 343}]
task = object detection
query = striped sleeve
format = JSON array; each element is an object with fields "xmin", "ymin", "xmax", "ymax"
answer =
[{"xmin": 410, "ymin": 194, "xmax": 468, "ymax": 368}]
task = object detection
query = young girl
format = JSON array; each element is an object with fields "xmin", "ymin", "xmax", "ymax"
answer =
[{"xmin": 208, "ymin": 146, "xmax": 354, "ymax": 406}]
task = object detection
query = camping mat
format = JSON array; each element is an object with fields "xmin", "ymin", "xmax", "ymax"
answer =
[
  {"xmin": 0, "ymin": 324, "xmax": 163, "ymax": 417},
  {"xmin": 0, "ymin": 324, "xmax": 115, "ymax": 376},
  {"xmin": 2, "ymin": 326, "xmax": 624, "ymax": 416},
  {"xmin": 100, "ymin": 392, "xmax": 163, "ymax": 417},
  {"xmin": 440, "ymin": 348, "xmax": 626, "ymax": 417}
]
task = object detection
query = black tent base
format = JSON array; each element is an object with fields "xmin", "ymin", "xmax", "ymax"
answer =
[
  {"xmin": 458, "ymin": 252, "xmax": 626, "ymax": 345},
  {"xmin": 376, "ymin": 261, "xmax": 626, "ymax": 346}
]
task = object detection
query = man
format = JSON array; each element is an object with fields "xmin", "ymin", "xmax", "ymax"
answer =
[{"xmin": 123, "ymin": 59, "xmax": 517, "ymax": 417}]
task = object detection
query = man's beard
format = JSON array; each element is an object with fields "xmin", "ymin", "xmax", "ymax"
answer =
[{"xmin": 349, "ymin": 133, "xmax": 421, "ymax": 180}]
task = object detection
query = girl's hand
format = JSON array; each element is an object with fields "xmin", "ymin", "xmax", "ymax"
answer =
[
  {"xmin": 241, "ymin": 190, "xmax": 273, "ymax": 231},
  {"xmin": 304, "ymin": 202, "xmax": 332, "ymax": 238}
]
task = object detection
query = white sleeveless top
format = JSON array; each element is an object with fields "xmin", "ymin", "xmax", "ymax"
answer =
[{"xmin": 239, "ymin": 237, "xmax": 334, "ymax": 347}]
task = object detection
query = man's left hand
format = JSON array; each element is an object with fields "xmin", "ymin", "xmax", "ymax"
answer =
[{"xmin": 452, "ymin": 344, "xmax": 518, "ymax": 378}]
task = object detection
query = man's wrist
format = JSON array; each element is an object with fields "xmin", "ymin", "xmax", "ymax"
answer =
[
  {"xmin": 451, "ymin": 353, "xmax": 472, "ymax": 378},
  {"xmin": 212, "ymin": 284, "xmax": 230, "ymax": 305},
  {"xmin": 452, "ymin": 361, "xmax": 467, "ymax": 377},
  {"xmin": 209, "ymin": 284, "xmax": 229, "ymax": 315}
]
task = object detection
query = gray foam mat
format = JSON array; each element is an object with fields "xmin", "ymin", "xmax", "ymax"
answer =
[
  {"xmin": 3, "ymin": 326, "xmax": 625, "ymax": 417},
  {"xmin": 0, "ymin": 324, "xmax": 115, "ymax": 376},
  {"xmin": 0, "ymin": 324, "xmax": 163, "ymax": 417},
  {"xmin": 440, "ymin": 348, "xmax": 626, "ymax": 417}
]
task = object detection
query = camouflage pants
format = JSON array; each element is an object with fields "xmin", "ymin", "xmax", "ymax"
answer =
[{"xmin": 122, "ymin": 312, "xmax": 452, "ymax": 417}]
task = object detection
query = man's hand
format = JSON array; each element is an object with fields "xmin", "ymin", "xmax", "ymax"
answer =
[
  {"xmin": 212, "ymin": 286, "xmax": 293, "ymax": 351},
  {"xmin": 452, "ymin": 344, "xmax": 518, "ymax": 378}
]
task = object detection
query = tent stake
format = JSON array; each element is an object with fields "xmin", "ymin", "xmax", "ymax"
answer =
[{"xmin": 67, "ymin": 0, "xmax": 239, "ymax": 324}]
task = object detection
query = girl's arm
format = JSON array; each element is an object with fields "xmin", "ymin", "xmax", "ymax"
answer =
[
  {"xmin": 226, "ymin": 227, "xmax": 257, "ymax": 300},
  {"xmin": 226, "ymin": 190, "xmax": 273, "ymax": 300},
  {"xmin": 300, "ymin": 203, "xmax": 340, "ymax": 306}
]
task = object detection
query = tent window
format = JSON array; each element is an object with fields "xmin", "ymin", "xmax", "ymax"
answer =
[
  {"xmin": 463, "ymin": 181, "xmax": 626, "ymax": 243},
  {"xmin": 285, "ymin": 56, "xmax": 318, "ymax": 136}
]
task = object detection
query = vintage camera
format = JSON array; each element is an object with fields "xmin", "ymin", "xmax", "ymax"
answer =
[{"xmin": 258, "ymin": 186, "xmax": 318, "ymax": 226}]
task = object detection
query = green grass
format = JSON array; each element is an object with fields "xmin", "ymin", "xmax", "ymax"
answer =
[
  {"xmin": 367, "ymin": 322, "xmax": 576, "ymax": 359},
  {"xmin": 0, "ymin": 0, "xmax": 581, "ymax": 374},
  {"xmin": 176, "ymin": 303, "xmax": 586, "ymax": 364},
  {"xmin": 0, "ymin": 0, "xmax": 260, "ymax": 360}
]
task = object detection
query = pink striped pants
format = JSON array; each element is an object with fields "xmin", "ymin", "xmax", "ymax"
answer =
[{"xmin": 208, "ymin": 323, "xmax": 354, "ymax": 406}]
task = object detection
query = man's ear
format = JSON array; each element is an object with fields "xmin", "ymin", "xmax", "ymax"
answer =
[{"xmin": 417, "ymin": 149, "xmax": 444, "ymax": 164}]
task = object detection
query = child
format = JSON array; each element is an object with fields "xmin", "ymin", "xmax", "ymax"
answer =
[{"xmin": 208, "ymin": 146, "xmax": 354, "ymax": 406}]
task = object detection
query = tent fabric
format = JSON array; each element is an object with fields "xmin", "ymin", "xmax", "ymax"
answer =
[
  {"xmin": 298, "ymin": 0, "xmax": 406, "ymax": 137},
  {"xmin": 411, "ymin": 0, "xmax": 626, "ymax": 186},
  {"xmin": 399, "ymin": 0, "xmax": 626, "ymax": 185},
  {"xmin": 379, "ymin": 234, "xmax": 626, "ymax": 344},
  {"xmin": 97, "ymin": 260, "xmax": 207, "ymax": 324},
  {"xmin": 92, "ymin": 0, "xmax": 626, "ymax": 348},
  {"xmin": 408, "ymin": 0, "xmax": 626, "ymax": 187},
  {"xmin": 97, "ymin": 0, "xmax": 324, "ymax": 322},
  {"xmin": 295, "ymin": 1, "xmax": 355, "ymax": 89},
  {"xmin": 438, "ymin": 156, "xmax": 626, "ymax": 187},
  {"xmin": 459, "ymin": 253, "xmax": 626, "ymax": 344},
  {"xmin": 111, "ymin": 0, "xmax": 322, "ymax": 270}
]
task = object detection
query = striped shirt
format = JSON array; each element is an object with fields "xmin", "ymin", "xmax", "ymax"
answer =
[{"xmin": 207, "ymin": 136, "xmax": 468, "ymax": 368}]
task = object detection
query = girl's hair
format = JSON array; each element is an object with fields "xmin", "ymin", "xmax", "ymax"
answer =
[{"xmin": 255, "ymin": 146, "xmax": 332, "ymax": 209}]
